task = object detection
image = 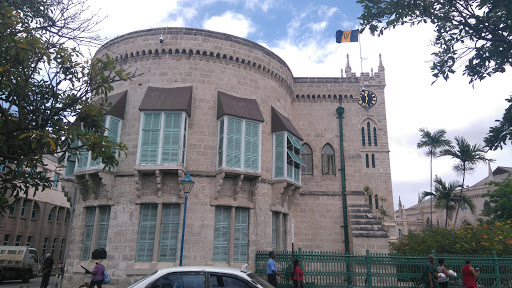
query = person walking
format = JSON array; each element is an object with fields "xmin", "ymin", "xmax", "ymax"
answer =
[
  {"xmin": 266, "ymin": 251, "xmax": 284, "ymax": 287},
  {"xmin": 40, "ymin": 254, "xmax": 53, "ymax": 288},
  {"xmin": 462, "ymin": 259, "xmax": 479, "ymax": 288},
  {"xmin": 423, "ymin": 255, "xmax": 438, "ymax": 288},
  {"xmin": 437, "ymin": 258, "xmax": 454, "ymax": 288},
  {"xmin": 292, "ymin": 259, "xmax": 304, "ymax": 288},
  {"xmin": 84, "ymin": 260, "xmax": 105, "ymax": 288}
]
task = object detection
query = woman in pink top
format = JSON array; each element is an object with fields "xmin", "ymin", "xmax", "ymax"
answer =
[
  {"xmin": 462, "ymin": 259, "xmax": 479, "ymax": 288},
  {"xmin": 86, "ymin": 260, "xmax": 105, "ymax": 288},
  {"xmin": 293, "ymin": 259, "xmax": 304, "ymax": 288}
]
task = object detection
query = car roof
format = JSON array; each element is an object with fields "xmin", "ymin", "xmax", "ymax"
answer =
[{"xmin": 155, "ymin": 266, "xmax": 249, "ymax": 276}]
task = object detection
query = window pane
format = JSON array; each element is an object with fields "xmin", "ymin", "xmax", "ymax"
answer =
[
  {"xmin": 366, "ymin": 154, "xmax": 369, "ymax": 168},
  {"xmin": 213, "ymin": 206, "xmax": 231, "ymax": 262},
  {"xmin": 281, "ymin": 214, "xmax": 287, "ymax": 251},
  {"xmin": 361, "ymin": 127, "xmax": 365, "ymax": 146},
  {"xmin": 82, "ymin": 207, "xmax": 96, "ymax": 260},
  {"xmin": 373, "ymin": 127, "xmax": 378, "ymax": 146},
  {"xmin": 244, "ymin": 121, "xmax": 260, "ymax": 171},
  {"xmin": 372, "ymin": 154, "xmax": 375, "ymax": 168},
  {"xmin": 234, "ymin": 208, "xmax": 249, "ymax": 262},
  {"xmin": 322, "ymin": 145, "xmax": 335, "ymax": 175},
  {"xmin": 159, "ymin": 204, "xmax": 180, "ymax": 262},
  {"xmin": 367, "ymin": 122, "xmax": 371, "ymax": 146},
  {"xmin": 136, "ymin": 204, "xmax": 157, "ymax": 262},
  {"xmin": 301, "ymin": 144, "xmax": 312, "ymax": 175},
  {"xmin": 140, "ymin": 113, "xmax": 161, "ymax": 164},
  {"xmin": 161, "ymin": 113, "xmax": 182, "ymax": 164},
  {"xmin": 152, "ymin": 273, "xmax": 205, "ymax": 287},
  {"xmin": 210, "ymin": 274, "xmax": 252, "ymax": 288},
  {"xmin": 226, "ymin": 118, "xmax": 242, "ymax": 168},
  {"xmin": 96, "ymin": 206, "xmax": 111, "ymax": 250}
]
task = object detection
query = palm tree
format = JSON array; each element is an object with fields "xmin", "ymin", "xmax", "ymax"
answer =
[
  {"xmin": 421, "ymin": 177, "xmax": 475, "ymax": 228},
  {"xmin": 417, "ymin": 128, "xmax": 452, "ymax": 228},
  {"xmin": 440, "ymin": 136, "xmax": 490, "ymax": 231}
]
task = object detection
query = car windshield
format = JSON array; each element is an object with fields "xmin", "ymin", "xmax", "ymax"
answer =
[
  {"xmin": 126, "ymin": 270, "xmax": 158, "ymax": 288},
  {"xmin": 246, "ymin": 272, "xmax": 275, "ymax": 288}
]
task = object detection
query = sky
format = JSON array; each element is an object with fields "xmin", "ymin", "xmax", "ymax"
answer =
[{"xmin": 85, "ymin": 0, "xmax": 512, "ymax": 210}]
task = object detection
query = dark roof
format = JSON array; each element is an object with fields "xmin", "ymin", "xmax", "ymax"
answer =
[
  {"xmin": 105, "ymin": 90, "xmax": 127, "ymax": 120},
  {"xmin": 472, "ymin": 166, "xmax": 512, "ymax": 187},
  {"xmin": 139, "ymin": 86, "xmax": 193, "ymax": 116},
  {"xmin": 217, "ymin": 91, "xmax": 264, "ymax": 122},
  {"xmin": 271, "ymin": 106, "xmax": 302, "ymax": 140}
]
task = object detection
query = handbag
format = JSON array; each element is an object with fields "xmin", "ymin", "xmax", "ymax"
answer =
[
  {"xmin": 457, "ymin": 277, "xmax": 464, "ymax": 286},
  {"xmin": 103, "ymin": 270, "xmax": 111, "ymax": 284}
]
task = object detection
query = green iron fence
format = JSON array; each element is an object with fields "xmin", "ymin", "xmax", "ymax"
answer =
[{"xmin": 255, "ymin": 249, "xmax": 512, "ymax": 288}]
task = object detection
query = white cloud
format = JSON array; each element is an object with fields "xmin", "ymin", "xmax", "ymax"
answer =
[
  {"xmin": 309, "ymin": 21, "xmax": 327, "ymax": 32},
  {"xmin": 202, "ymin": 11, "xmax": 255, "ymax": 38},
  {"xmin": 245, "ymin": 0, "xmax": 275, "ymax": 12},
  {"xmin": 318, "ymin": 6, "xmax": 338, "ymax": 18}
]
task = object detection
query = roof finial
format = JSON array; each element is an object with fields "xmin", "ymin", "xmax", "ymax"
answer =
[
  {"xmin": 398, "ymin": 196, "xmax": 402, "ymax": 208},
  {"xmin": 345, "ymin": 53, "xmax": 352, "ymax": 77},
  {"xmin": 378, "ymin": 53, "xmax": 384, "ymax": 72},
  {"xmin": 488, "ymin": 161, "xmax": 494, "ymax": 181}
]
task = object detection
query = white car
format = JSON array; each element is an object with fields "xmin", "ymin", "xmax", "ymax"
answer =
[{"xmin": 127, "ymin": 265, "xmax": 275, "ymax": 288}]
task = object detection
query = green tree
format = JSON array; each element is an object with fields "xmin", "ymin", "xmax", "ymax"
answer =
[
  {"xmin": 0, "ymin": 0, "xmax": 132, "ymax": 215},
  {"xmin": 482, "ymin": 174, "xmax": 512, "ymax": 222},
  {"xmin": 357, "ymin": 0, "xmax": 512, "ymax": 84},
  {"xmin": 421, "ymin": 177, "xmax": 475, "ymax": 228},
  {"xmin": 440, "ymin": 136, "xmax": 490, "ymax": 231},
  {"xmin": 417, "ymin": 128, "xmax": 452, "ymax": 228},
  {"xmin": 484, "ymin": 96, "xmax": 512, "ymax": 150}
]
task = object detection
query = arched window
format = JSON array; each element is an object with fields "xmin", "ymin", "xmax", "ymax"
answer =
[
  {"xmin": 398, "ymin": 229, "xmax": 402, "ymax": 239},
  {"xmin": 372, "ymin": 154, "xmax": 375, "ymax": 168},
  {"xmin": 365, "ymin": 154, "xmax": 369, "ymax": 168},
  {"xmin": 426, "ymin": 218, "xmax": 431, "ymax": 228},
  {"xmin": 361, "ymin": 127, "xmax": 365, "ymax": 146},
  {"xmin": 31, "ymin": 202, "xmax": 39, "ymax": 219},
  {"xmin": 374, "ymin": 195, "xmax": 379, "ymax": 209},
  {"xmin": 373, "ymin": 127, "xmax": 378, "ymax": 146},
  {"xmin": 48, "ymin": 207, "xmax": 55, "ymax": 222},
  {"xmin": 369, "ymin": 194, "xmax": 373, "ymax": 209},
  {"xmin": 367, "ymin": 122, "xmax": 372, "ymax": 146},
  {"xmin": 301, "ymin": 144, "xmax": 313, "ymax": 175},
  {"xmin": 321, "ymin": 144, "xmax": 335, "ymax": 175}
]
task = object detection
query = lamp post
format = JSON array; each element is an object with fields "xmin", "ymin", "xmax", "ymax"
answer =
[{"xmin": 179, "ymin": 171, "xmax": 194, "ymax": 266}]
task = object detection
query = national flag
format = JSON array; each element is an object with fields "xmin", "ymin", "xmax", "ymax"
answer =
[{"xmin": 335, "ymin": 29, "xmax": 359, "ymax": 43}]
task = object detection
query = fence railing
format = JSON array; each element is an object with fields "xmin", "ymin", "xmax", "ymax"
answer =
[{"xmin": 255, "ymin": 249, "xmax": 512, "ymax": 288}]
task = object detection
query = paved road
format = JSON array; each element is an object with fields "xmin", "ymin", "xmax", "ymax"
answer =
[{"xmin": 1, "ymin": 276, "xmax": 59, "ymax": 288}]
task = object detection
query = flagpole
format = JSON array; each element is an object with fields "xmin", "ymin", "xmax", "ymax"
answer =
[{"xmin": 359, "ymin": 28, "xmax": 363, "ymax": 75}]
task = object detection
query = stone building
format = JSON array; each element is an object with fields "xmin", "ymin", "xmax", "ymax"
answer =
[
  {"xmin": 0, "ymin": 155, "xmax": 71, "ymax": 269},
  {"xmin": 60, "ymin": 27, "xmax": 396, "ymax": 287},
  {"xmin": 395, "ymin": 165, "xmax": 510, "ymax": 237}
]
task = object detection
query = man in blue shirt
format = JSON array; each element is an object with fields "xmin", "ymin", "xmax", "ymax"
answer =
[{"xmin": 267, "ymin": 251, "xmax": 284, "ymax": 287}]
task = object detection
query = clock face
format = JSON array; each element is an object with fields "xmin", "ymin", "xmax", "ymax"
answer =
[{"xmin": 359, "ymin": 90, "xmax": 377, "ymax": 109}]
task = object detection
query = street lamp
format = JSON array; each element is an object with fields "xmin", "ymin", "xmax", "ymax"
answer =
[{"xmin": 179, "ymin": 171, "xmax": 194, "ymax": 266}]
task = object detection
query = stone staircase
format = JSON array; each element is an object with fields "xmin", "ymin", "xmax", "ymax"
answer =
[{"xmin": 349, "ymin": 203, "xmax": 389, "ymax": 238}]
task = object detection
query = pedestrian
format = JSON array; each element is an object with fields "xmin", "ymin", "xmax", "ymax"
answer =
[
  {"xmin": 423, "ymin": 255, "xmax": 438, "ymax": 288},
  {"xmin": 40, "ymin": 254, "xmax": 53, "ymax": 288},
  {"xmin": 266, "ymin": 251, "xmax": 284, "ymax": 287},
  {"xmin": 292, "ymin": 259, "xmax": 304, "ymax": 288},
  {"xmin": 437, "ymin": 258, "xmax": 455, "ymax": 288},
  {"xmin": 84, "ymin": 260, "xmax": 105, "ymax": 288},
  {"xmin": 461, "ymin": 259, "xmax": 479, "ymax": 288}
]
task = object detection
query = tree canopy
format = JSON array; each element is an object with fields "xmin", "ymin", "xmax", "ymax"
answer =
[
  {"xmin": 484, "ymin": 96, "xmax": 512, "ymax": 150},
  {"xmin": 357, "ymin": 0, "xmax": 512, "ymax": 84},
  {"xmin": 0, "ymin": 0, "xmax": 131, "ymax": 215},
  {"xmin": 482, "ymin": 175, "xmax": 512, "ymax": 222}
]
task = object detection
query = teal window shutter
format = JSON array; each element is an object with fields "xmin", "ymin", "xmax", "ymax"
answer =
[
  {"xmin": 82, "ymin": 207, "xmax": 96, "ymax": 260},
  {"xmin": 181, "ymin": 117, "xmax": 187, "ymax": 165},
  {"xmin": 213, "ymin": 206, "xmax": 231, "ymax": 262},
  {"xmin": 218, "ymin": 119, "xmax": 224, "ymax": 168},
  {"xmin": 225, "ymin": 118, "xmax": 242, "ymax": 168},
  {"xmin": 96, "ymin": 206, "xmax": 111, "ymax": 250},
  {"xmin": 76, "ymin": 149, "xmax": 89, "ymax": 170},
  {"xmin": 367, "ymin": 122, "xmax": 372, "ymax": 146},
  {"xmin": 53, "ymin": 173, "xmax": 59, "ymax": 188},
  {"xmin": 159, "ymin": 204, "xmax": 180, "ymax": 262},
  {"xmin": 244, "ymin": 121, "xmax": 260, "ymax": 171},
  {"xmin": 271, "ymin": 212, "xmax": 277, "ymax": 251},
  {"xmin": 140, "ymin": 113, "xmax": 161, "ymax": 164},
  {"xmin": 136, "ymin": 204, "xmax": 158, "ymax": 262},
  {"xmin": 161, "ymin": 113, "xmax": 182, "ymax": 164},
  {"xmin": 233, "ymin": 208, "xmax": 249, "ymax": 262},
  {"xmin": 274, "ymin": 133, "xmax": 285, "ymax": 178}
]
